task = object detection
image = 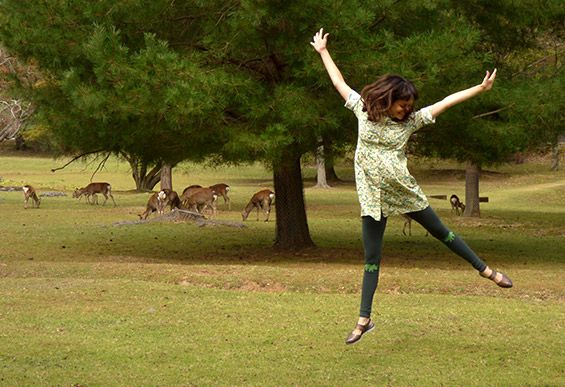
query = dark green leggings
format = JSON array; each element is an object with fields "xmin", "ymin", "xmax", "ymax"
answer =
[{"xmin": 359, "ymin": 206, "xmax": 487, "ymax": 317}]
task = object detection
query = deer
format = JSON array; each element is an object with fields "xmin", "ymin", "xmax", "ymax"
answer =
[
  {"xmin": 158, "ymin": 188, "xmax": 181, "ymax": 212},
  {"xmin": 181, "ymin": 187, "xmax": 218, "ymax": 217},
  {"xmin": 180, "ymin": 185, "xmax": 203, "ymax": 202},
  {"xmin": 73, "ymin": 182, "xmax": 116, "ymax": 206},
  {"xmin": 209, "ymin": 183, "xmax": 231, "ymax": 209},
  {"xmin": 450, "ymin": 194, "xmax": 465, "ymax": 216},
  {"xmin": 22, "ymin": 185, "xmax": 41, "ymax": 209},
  {"xmin": 242, "ymin": 189, "xmax": 275, "ymax": 222},
  {"xmin": 139, "ymin": 192, "xmax": 161, "ymax": 220},
  {"xmin": 138, "ymin": 189, "xmax": 181, "ymax": 220},
  {"xmin": 401, "ymin": 214, "xmax": 428, "ymax": 237}
]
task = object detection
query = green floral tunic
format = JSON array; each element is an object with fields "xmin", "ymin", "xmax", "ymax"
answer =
[{"xmin": 345, "ymin": 90, "xmax": 435, "ymax": 221}]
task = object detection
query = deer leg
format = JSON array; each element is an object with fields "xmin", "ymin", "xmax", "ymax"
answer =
[{"xmin": 402, "ymin": 220, "xmax": 410, "ymax": 236}]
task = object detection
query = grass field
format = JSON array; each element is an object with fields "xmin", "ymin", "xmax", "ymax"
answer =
[{"xmin": 0, "ymin": 151, "xmax": 564, "ymax": 386}]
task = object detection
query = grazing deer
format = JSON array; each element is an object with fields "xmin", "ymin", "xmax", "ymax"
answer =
[
  {"xmin": 401, "ymin": 214, "xmax": 429, "ymax": 237},
  {"xmin": 180, "ymin": 185, "xmax": 203, "ymax": 202},
  {"xmin": 209, "ymin": 183, "xmax": 231, "ymax": 209},
  {"xmin": 23, "ymin": 185, "xmax": 41, "ymax": 209},
  {"xmin": 73, "ymin": 182, "xmax": 116, "ymax": 206},
  {"xmin": 158, "ymin": 188, "xmax": 181, "ymax": 212},
  {"xmin": 242, "ymin": 189, "xmax": 275, "ymax": 222},
  {"xmin": 139, "ymin": 192, "xmax": 161, "ymax": 220},
  {"xmin": 181, "ymin": 187, "xmax": 218, "ymax": 217},
  {"xmin": 138, "ymin": 189, "xmax": 181, "ymax": 220},
  {"xmin": 450, "ymin": 194, "xmax": 465, "ymax": 216}
]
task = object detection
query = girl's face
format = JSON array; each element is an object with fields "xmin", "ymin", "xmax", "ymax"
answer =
[{"xmin": 388, "ymin": 97, "xmax": 414, "ymax": 121}]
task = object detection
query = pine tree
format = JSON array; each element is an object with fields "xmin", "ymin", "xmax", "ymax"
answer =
[{"xmin": 1, "ymin": 0, "xmax": 562, "ymax": 248}]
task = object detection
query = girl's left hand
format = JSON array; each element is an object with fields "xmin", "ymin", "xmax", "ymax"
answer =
[
  {"xmin": 480, "ymin": 69, "xmax": 497, "ymax": 91},
  {"xmin": 310, "ymin": 28, "xmax": 329, "ymax": 53}
]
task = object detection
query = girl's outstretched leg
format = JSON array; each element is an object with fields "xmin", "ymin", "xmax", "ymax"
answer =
[
  {"xmin": 346, "ymin": 215, "xmax": 387, "ymax": 345},
  {"xmin": 407, "ymin": 206, "xmax": 512, "ymax": 288}
]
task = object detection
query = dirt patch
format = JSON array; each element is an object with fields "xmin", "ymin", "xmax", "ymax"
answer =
[
  {"xmin": 113, "ymin": 209, "xmax": 247, "ymax": 228},
  {"xmin": 238, "ymin": 280, "xmax": 287, "ymax": 292},
  {"xmin": 415, "ymin": 168, "xmax": 510, "ymax": 182},
  {"xmin": 450, "ymin": 216, "xmax": 526, "ymax": 229},
  {"xmin": 176, "ymin": 275, "xmax": 288, "ymax": 293}
]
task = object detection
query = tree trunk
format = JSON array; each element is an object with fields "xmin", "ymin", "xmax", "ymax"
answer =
[
  {"xmin": 14, "ymin": 134, "xmax": 26, "ymax": 150},
  {"xmin": 273, "ymin": 146, "xmax": 315, "ymax": 250},
  {"xmin": 121, "ymin": 152, "xmax": 162, "ymax": 191},
  {"xmin": 134, "ymin": 164, "xmax": 161, "ymax": 191},
  {"xmin": 463, "ymin": 162, "xmax": 481, "ymax": 217},
  {"xmin": 551, "ymin": 134, "xmax": 565, "ymax": 171},
  {"xmin": 160, "ymin": 164, "xmax": 172, "ymax": 190},
  {"xmin": 314, "ymin": 140, "xmax": 331, "ymax": 189},
  {"xmin": 316, "ymin": 137, "xmax": 342, "ymax": 183}
]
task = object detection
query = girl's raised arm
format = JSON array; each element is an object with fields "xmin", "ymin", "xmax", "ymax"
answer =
[
  {"xmin": 310, "ymin": 28, "xmax": 352, "ymax": 101},
  {"xmin": 429, "ymin": 69, "xmax": 497, "ymax": 118}
]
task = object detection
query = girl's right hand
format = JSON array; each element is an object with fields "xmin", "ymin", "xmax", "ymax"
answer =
[
  {"xmin": 310, "ymin": 28, "xmax": 329, "ymax": 53},
  {"xmin": 480, "ymin": 69, "xmax": 497, "ymax": 91}
]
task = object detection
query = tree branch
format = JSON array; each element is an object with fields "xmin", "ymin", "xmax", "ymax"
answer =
[
  {"xmin": 90, "ymin": 152, "xmax": 111, "ymax": 182},
  {"xmin": 50, "ymin": 150, "xmax": 105, "ymax": 172},
  {"xmin": 472, "ymin": 106, "xmax": 510, "ymax": 119}
]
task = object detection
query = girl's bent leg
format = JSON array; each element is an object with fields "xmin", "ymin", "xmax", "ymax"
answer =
[
  {"xmin": 407, "ymin": 206, "xmax": 486, "ymax": 271},
  {"xmin": 407, "ymin": 206, "xmax": 512, "ymax": 287}
]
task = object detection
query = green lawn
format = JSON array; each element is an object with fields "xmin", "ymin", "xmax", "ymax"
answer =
[{"xmin": 0, "ymin": 152, "xmax": 564, "ymax": 386}]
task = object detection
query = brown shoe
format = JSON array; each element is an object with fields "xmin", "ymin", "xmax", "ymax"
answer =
[
  {"xmin": 345, "ymin": 319, "xmax": 375, "ymax": 345},
  {"xmin": 480, "ymin": 268, "xmax": 513, "ymax": 288}
]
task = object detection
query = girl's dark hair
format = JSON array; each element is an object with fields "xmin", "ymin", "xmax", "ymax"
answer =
[{"xmin": 361, "ymin": 74, "xmax": 418, "ymax": 122}]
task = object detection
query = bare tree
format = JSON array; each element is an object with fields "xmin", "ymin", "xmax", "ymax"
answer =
[
  {"xmin": 1, "ymin": 45, "xmax": 36, "ymax": 143},
  {"xmin": 0, "ymin": 99, "xmax": 33, "ymax": 142}
]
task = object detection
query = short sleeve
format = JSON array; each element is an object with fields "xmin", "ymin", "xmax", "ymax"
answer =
[
  {"xmin": 344, "ymin": 90, "xmax": 363, "ymax": 118},
  {"xmin": 410, "ymin": 106, "xmax": 436, "ymax": 133}
]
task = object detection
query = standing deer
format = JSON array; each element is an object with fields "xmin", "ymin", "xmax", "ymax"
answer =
[
  {"xmin": 23, "ymin": 185, "xmax": 41, "ymax": 209},
  {"xmin": 73, "ymin": 182, "xmax": 116, "ymax": 206},
  {"xmin": 209, "ymin": 183, "xmax": 231, "ymax": 209},
  {"xmin": 181, "ymin": 187, "xmax": 218, "ymax": 217},
  {"xmin": 401, "ymin": 214, "xmax": 428, "ymax": 237},
  {"xmin": 242, "ymin": 189, "xmax": 275, "ymax": 222},
  {"xmin": 450, "ymin": 194, "xmax": 465, "ymax": 216}
]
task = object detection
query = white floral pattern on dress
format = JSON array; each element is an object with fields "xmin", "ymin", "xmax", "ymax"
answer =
[{"xmin": 345, "ymin": 90, "xmax": 435, "ymax": 221}]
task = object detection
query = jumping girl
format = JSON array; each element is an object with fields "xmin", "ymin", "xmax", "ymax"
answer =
[{"xmin": 310, "ymin": 28, "xmax": 513, "ymax": 345}]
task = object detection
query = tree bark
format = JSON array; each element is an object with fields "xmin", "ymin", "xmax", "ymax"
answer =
[
  {"xmin": 316, "ymin": 137, "xmax": 342, "ymax": 183},
  {"xmin": 121, "ymin": 152, "xmax": 162, "ymax": 191},
  {"xmin": 551, "ymin": 134, "xmax": 565, "ymax": 171},
  {"xmin": 273, "ymin": 146, "xmax": 315, "ymax": 250},
  {"xmin": 314, "ymin": 140, "xmax": 331, "ymax": 189},
  {"xmin": 463, "ymin": 162, "xmax": 481, "ymax": 217},
  {"xmin": 160, "ymin": 164, "xmax": 172, "ymax": 190}
]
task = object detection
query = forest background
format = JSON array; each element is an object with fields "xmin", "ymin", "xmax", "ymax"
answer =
[{"xmin": 1, "ymin": 0, "xmax": 563, "ymax": 250}]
